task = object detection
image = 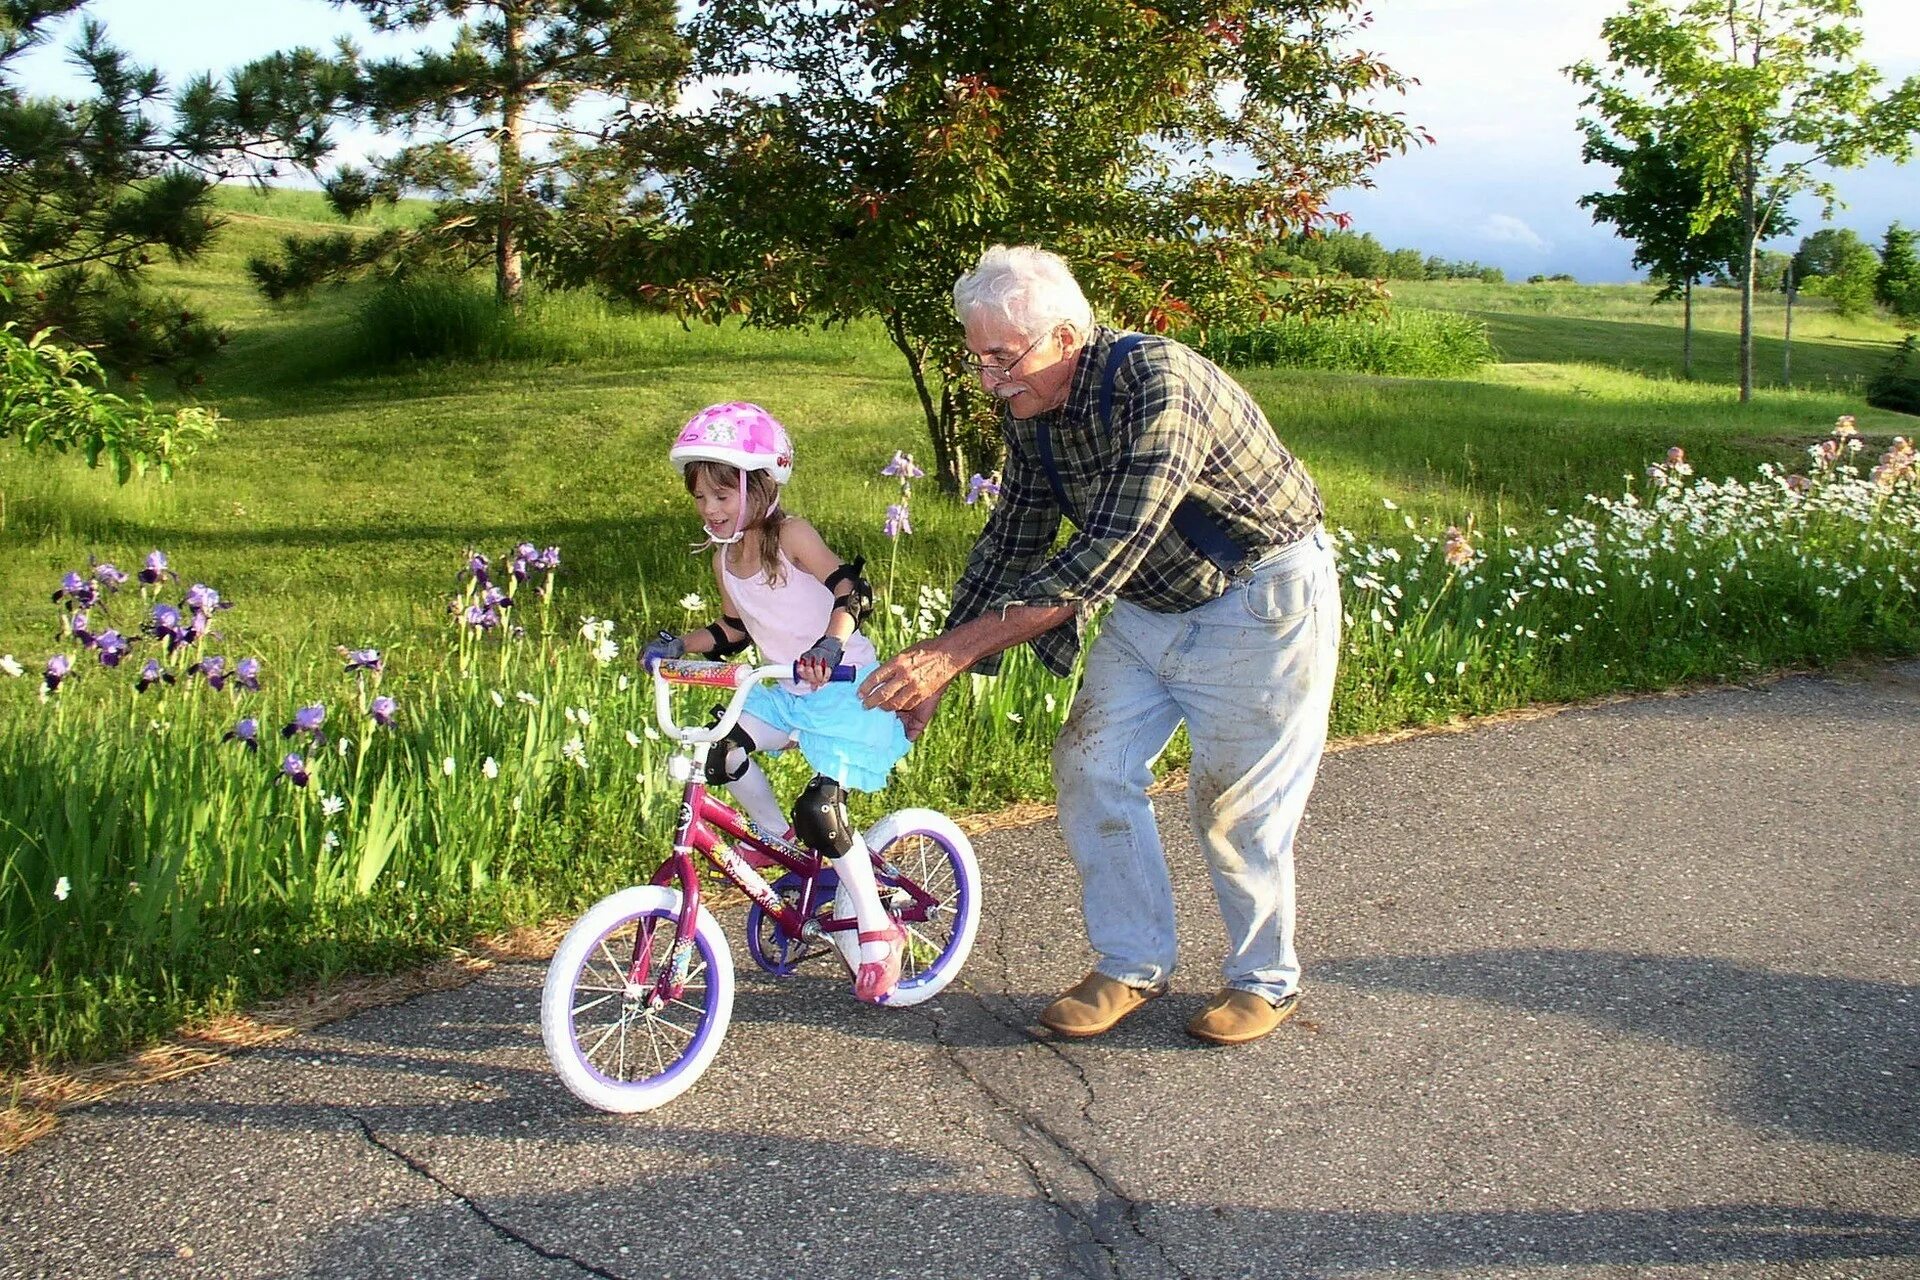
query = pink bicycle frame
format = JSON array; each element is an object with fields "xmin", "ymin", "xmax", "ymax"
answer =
[{"xmin": 629, "ymin": 658, "xmax": 940, "ymax": 1001}]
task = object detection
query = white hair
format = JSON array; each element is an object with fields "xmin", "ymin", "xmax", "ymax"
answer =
[{"xmin": 952, "ymin": 244, "xmax": 1094, "ymax": 342}]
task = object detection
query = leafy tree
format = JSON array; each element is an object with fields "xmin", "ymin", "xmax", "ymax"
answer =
[
  {"xmin": 0, "ymin": 2, "xmax": 349, "ymax": 383},
  {"xmin": 250, "ymin": 0, "xmax": 684, "ymax": 308},
  {"xmin": 576, "ymin": 0, "xmax": 1420, "ymax": 490},
  {"xmin": 1754, "ymin": 249, "xmax": 1792, "ymax": 291},
  {"xmin": 1, "ymin": 249, "xmax": 217, "ymax": 480},
  {"xmin": 1569, "ymin": 0, "xmax": 1920, "ymax": 401},
  {"xmin": 1876, "ymin": 222, "xmax": 1919, "ymax": 319},
  {"xmin": 1792, "ymin": 226, "xmax": 1870, "ymax": 281},
  {"xmin": 1578, "ymin": 129, "xmax": 1790, "ymax": 377},
  {"xmin": 1383, "ymin": 247, "xmax": 1426, "ymax": 280},
  {"xmin": 1805, "ymin": 233, "xmax": 1880, "ymax": 316}
]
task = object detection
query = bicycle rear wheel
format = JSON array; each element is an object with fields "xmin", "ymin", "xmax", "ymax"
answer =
[
  {"xmin": 541, "ymin": 885, "xmax": 735, "ymax": 1112},
  {"xmin": 866, "ymin": 809, "xmax": 980, "ymax": 1007}
]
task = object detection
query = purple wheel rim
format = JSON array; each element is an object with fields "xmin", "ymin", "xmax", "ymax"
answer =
[{"xmin": 568, "ymin": 904, "xmax": 723, "ymax": 1090}]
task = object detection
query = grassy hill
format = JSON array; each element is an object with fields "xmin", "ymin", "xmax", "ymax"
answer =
[
  {"xmin": 3, "ymin": 187, "xmax": 1914, "ymax": 666},
  {"xmin": 1389, "ymin": 278, "xmax": 1905, "ymax": 389}
]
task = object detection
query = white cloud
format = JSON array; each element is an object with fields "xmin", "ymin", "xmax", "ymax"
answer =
[{"xmin": 1479, "ymin": 214, "xmax": 1551, "ymax": 253}]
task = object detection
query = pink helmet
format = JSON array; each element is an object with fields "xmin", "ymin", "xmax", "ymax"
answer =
[{"xmin": 670, "ymin": 402, "xmax": 794, "ymax": 485}]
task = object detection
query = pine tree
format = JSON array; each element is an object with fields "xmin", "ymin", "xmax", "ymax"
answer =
[
  {"xmin": 0, "ymin": 3, "xmax": 348, "ymax": 382},
  {"xmin": 1877, "ymin": 223, "xmax": 1920, "ymax": 321},
  {"xmin": 249, "ymin": 0, "xmax": 683, "ymax": 309}
]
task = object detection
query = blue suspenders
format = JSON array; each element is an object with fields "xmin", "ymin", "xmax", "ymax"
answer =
[{"xmin": 1030, "ymin": 333, "xmax": 1250, "ymax": 574}]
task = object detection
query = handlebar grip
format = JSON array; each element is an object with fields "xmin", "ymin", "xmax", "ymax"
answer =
[{"xmin": 791, "ymin": 662, "xmax": 859, "ymax": 683}]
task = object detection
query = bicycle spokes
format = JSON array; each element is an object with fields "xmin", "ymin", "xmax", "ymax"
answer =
[{"xmin": 572, "ymin": 915, "xmax": 713, "ymax": 1084}]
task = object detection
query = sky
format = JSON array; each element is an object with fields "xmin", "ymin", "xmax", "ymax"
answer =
[{"xmin": 11, "ymin": 0, "xmax": 1920, "ymax": 283}]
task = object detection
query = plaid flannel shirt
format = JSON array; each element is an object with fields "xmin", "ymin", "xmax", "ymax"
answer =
[{"xmin": 948, "ymin": 326, "xmax": 1323, "ymax": 677}]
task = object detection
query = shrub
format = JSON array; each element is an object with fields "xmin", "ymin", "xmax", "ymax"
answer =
[
  {"xmin": 1196, "ymin": 307, "xmax": 1497, "ymax": 378},
  {"xmin": 1866, "ymin": 335, "xmax": 1920, "ymax": 415},
  {"xmin": 353, "ymin": 274, "xmax": 515, "ymax": 364}
]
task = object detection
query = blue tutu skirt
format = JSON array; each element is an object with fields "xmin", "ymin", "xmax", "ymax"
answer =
[{"xmin": 742, "ymin": 662, "xmax": 911, "ymax": 792}]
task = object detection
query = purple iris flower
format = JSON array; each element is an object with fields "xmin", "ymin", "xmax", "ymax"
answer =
[
  {"xmin": 466, "ymin": 553, "xmax": 492, "ymax": 586},
  {"xmin": 282, "ymin": 703, "xmax": 326, "ymax": 743},
  {"xmin": 52, "ymin": 572, "xmax": 99, "ymax": 609},
  {"xmin": 145, "ymin": 603, "xmax": 188, "ymax": 651},
  {"xmin": 536, "ymin": 546, "xmax": 561, "ymax": 572},
  {"xmin": 278, "ymin": 753, "xmax": 309, "ymax": 787},
  {"xmin": 93, "ymin": 631, "xmax": 130, "ymax": 668},
  {"xmin": 91, "ymin": 560, "xmax": 129, "ymax": 588},
  {"xmin": 881, "ymin": 451, "xmax": 925, "ymax": 480},
  {"xmin": 234, "ymin": 657, "xmax": 261, "ymax": 691},
  {"xmin": 343, "ymin": 647, "xmax": 383, "ymax": 674},
  {"xmin": 883, "ymin": 503, "xmax": 912, "ymax": 539},
  {"xmin": 43, "ymin": 654, "xmax": 72, "ymax": 693},
  {"xmin": 184, "ymin": 584, "xmax": 228, "ymax": 616},
  {"xmin": 138, "ymin": 550, "xmax": 174, "ymax": 585},
  {"xmin": 189, "ymin": 655, "xmax": 228, "ymax": 690},
  {"xmin": 965, "ymin": 473, "xmax": 1002, "ymax": 505},
  {"xmin": 223, "ymin": 717, "xmax": 260, "ymax": 752},
  {"xmin": 509, "ymin": 542, "xmax": 537, "ymax": 581},
  {"xmin": 481, "ymin": 586, "xmax": 512, "ymax": 610},
  {"xmin": 464, "ymin": 604, "xmax": 500, "ymax": 630},
  {"xmin": 67, "ymin": 610, "xmax": 95, "ymax": 644},
  {"xmin": 136, "ymin": 659, "xmax": 175, "ymax": 692},
  {"xmin": 370, "ymin": 695, "xmax": 396, "ymax": 727}
]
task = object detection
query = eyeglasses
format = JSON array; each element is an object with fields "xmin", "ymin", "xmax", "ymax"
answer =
[{"xmin": 960, "ymin": 335, "xmax": 1045, "ymax": 379}]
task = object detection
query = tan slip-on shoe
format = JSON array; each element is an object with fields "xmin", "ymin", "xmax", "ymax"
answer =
[
  {"xmin": 1038, "ymin": 971, "xmax": 1168, "ymax": 1038},
  {"xmin": 1186, "ymin": 989, "xmax": 1301, "ymax": 1045}
]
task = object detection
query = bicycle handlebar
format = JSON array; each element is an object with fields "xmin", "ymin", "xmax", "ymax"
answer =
[{"xmin": 646, "ymin": 658, "xmax": 857, "ymax": 744}]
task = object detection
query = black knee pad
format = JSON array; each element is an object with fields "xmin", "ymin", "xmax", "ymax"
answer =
[
  {"xmin": 703, "ymin": 717, "xmax": 757, "ymax": 787},
  {"xmin": 791, "ymin": 774, "xmax": 855, "ymax": 856}
]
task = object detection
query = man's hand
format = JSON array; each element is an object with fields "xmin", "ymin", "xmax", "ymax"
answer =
[
  {"xmin": 860, "ymin": 640, "xmax": 965, "ymax": 719},
  {"xmin": 896, "ymin": 686, "xmax": 946, "ymax": 741}
]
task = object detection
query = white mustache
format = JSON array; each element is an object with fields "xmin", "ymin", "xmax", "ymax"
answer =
[{"xmin": 990, "ymin": 383, "xmax": 1027, "ymax": 400}]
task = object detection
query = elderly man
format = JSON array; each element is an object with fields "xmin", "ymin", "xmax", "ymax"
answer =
[{"xmin": 860, "ymin": 244, "xmax": 1340, "ymax": 1045}]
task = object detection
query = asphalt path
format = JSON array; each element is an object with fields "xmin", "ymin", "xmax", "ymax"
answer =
[{"xmin": 5, "ymin": 664, "xmax": 1919, "ymax": 1280}]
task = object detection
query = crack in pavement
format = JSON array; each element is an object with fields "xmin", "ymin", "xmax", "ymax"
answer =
[
  {"xmin": 910, "ymin": 982, "xmax": 1196, "ymax": 1280},
  {"xmin": 337, "ymin": 1107, "xmax": 626, "ymax": 1280}
]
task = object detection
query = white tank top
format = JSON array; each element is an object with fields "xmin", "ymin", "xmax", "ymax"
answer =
[{"xmin": 719, "ymin": 548, "xmax": 876, "ymax": 691}]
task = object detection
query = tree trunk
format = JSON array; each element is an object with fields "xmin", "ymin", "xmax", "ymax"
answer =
[
  {"xmin": 1683, "ymin": 280, "xmax": 1693, "ymax": 380},
  {"xmin": 885, "ymin": 312, "xmax": 964, "ymax": 493},
  {"xmin": 1738, "ymin": 143, "xmax": 1756, "ymax": 402},
  {"xmin": 495, "ymin": 3, "xmax": 526, "ymax": 310},
  {"xmin": 1782, "ymin": 263, "xmax": 1795, "ymax": 387}
]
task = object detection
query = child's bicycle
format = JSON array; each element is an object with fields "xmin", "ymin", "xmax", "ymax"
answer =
[{"xmin": 541, "ymin": 657, "xmax": 981, "ymax": 1112}]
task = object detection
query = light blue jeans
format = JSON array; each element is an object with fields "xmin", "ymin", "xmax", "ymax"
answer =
[{"xmin": 1052, "ymin": 529, "xmax": 1340, "ymax": 1004}]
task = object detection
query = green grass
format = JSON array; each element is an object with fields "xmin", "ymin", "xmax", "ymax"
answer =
[
  {"xmin": 1390, "ymin": 278, "xmax": 1913, "ymax": 389},
  {"xmin": 2, "ymin": 187, "xmax": 1916, "ymax": 1069}
]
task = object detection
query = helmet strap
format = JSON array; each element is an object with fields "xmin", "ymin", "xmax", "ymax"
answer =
[{"xmin": 687, "ymin": 467, "xmax": 763, "ymax": 551}]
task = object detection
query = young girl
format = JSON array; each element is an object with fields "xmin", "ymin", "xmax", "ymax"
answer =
[{"xmin": 642, "ymin": 402, "xmax": 913, "ymax": 1002}]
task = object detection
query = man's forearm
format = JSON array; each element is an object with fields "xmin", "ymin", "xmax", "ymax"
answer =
[{"xmin": 940, "ymin": 603, "xmax": 1078, "ymax": 671}]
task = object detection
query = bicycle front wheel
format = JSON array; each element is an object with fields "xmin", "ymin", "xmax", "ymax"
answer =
[
  {"xmin": 541, "ymin": 885, "xmax": 735, "ymax": 1113},
  {"xmin": 866, "ymin": 808, "xmax": 981, "ymax": 1008}
]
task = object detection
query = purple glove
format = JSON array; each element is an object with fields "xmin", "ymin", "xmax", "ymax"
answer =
[{"xmin": 642, "ymin": 632, "xmax": 685, "ymax": 665}]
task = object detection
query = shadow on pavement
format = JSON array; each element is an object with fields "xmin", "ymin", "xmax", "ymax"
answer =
[
  {"xmin": 292, "ymin": 1115, "xmax": 1920, "ymax": 1280},
  {"xmin": 1319, "ymin": 948, "xmax": 1920, "ymax": 1156}
]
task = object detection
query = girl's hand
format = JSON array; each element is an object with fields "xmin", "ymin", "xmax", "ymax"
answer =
[
  {"xmin": 795, "ymin": 634, "xmax": 844, "ymax": 688},
  {"xmin": 641, "ymin": 632, "xmax": 685, "ymax": 665}
]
